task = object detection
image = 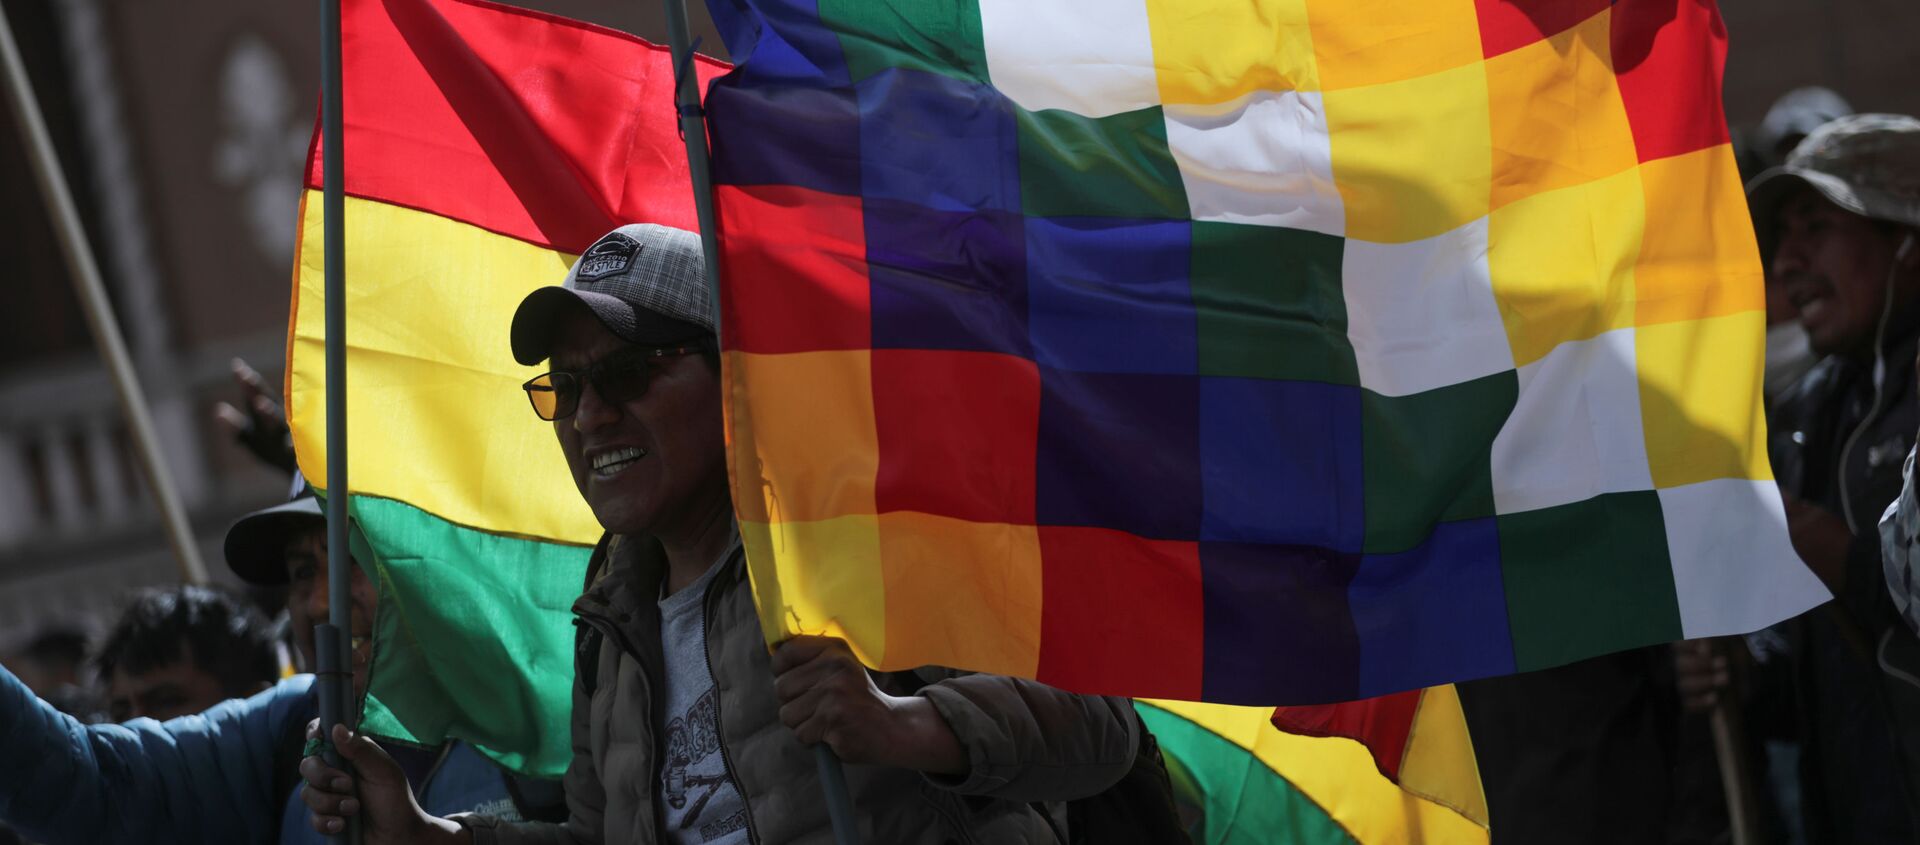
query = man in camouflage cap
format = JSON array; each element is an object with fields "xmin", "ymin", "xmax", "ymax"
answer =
[{"xmin": 1754, "ymin": 114, "xmax": 1920, "ymax": 844}]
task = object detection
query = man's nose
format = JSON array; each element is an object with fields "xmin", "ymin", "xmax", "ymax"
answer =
[
  {"xmin": 1772, "ymin": 233, "xmax": 1810, "ymax": 280},
  {"xmin": 572, "ymin": 379, "xmax": 620, "ymax": 432}
]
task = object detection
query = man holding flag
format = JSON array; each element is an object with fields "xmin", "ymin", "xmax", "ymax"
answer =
[{"xmin": 298, "ymin": 223, "xmax": 1142, "ymax": 844}]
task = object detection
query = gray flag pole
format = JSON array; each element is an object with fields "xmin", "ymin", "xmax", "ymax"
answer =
[
  {"xmin": 0, "ymin": 5, "xmax": 209, "ymax": 586},
  {"xmin": 657, "ymin": 3, "xmax": 859, "ymax": 843},
  {"xmin": 315, "ymin": 0, "xmax": 361, "ymax": 843}
]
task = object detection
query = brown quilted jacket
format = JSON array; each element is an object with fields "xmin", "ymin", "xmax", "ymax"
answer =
[{"xmin": 461, "ymin": 533, "xmax": 1137, "ymax": 844}]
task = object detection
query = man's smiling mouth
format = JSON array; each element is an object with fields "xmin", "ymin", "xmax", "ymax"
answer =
[{"xmin": 591, "ymin": 446, "xmax": 647, "ymax": 478}]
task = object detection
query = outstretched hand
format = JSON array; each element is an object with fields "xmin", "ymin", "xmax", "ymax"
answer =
[
  {"xmin": 299, "ymin": 721, "xmax": 468, "ymax": 845},
  {"xmin": 213, "ymin": 357, "xmax": 297, "ymax": 474},
  {"xmin": 770, "ymin": 635, "xmax": 967, "ymax": 776}
]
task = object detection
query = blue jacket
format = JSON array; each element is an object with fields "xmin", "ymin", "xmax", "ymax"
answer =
[{"xmin": 0, "ymin": 664, "xmax": 520, "ymax": 844}]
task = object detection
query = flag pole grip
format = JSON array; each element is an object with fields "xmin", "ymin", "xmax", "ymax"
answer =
[
  {"xmin": 314, "ymin": 622, "xmax": 352, "ymax": 767},
  {"xmin": 313, "ymin": 622, "xmax": 363, "ymax": 843}
]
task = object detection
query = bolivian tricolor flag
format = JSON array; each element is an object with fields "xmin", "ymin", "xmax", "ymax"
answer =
[{"xmin": 286, "ymin": 0, "xmax": 725, "ymax": 775}]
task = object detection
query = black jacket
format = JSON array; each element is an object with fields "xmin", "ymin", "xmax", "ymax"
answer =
[
  {"xmin": 1769, "ymin": 326, "xmax": 1920, "ymax": 843},
  {"xmin": 1772, "ymin": 330, "xmax": 1920, "ymax": 622}
]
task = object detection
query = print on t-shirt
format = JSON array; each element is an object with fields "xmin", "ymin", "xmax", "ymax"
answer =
[
  {"xmin": 657, "ymin": 552, "xmax": 751, "ymax": 845},
  {"xmin": 660, "ymin": 687, "xmax": 749, "ymax": 841}
]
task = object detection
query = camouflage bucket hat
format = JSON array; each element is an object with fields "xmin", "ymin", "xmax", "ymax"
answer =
[{"xmin": 1747, "ymin": 113, "xmax": 1920, "ymax": 261}]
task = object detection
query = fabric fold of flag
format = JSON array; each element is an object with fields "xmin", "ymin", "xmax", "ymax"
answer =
[
  {"xmin": 288, "ymin": 0, "xmax": 727, "ymax": 775},
  {"xmin": 1140, "ymin": 695, "xmax": 1486, "ymax": 844},
  {"xmin": 703, "ymin": 0, "xmax": 1828, "ymax": 707},
  {"xmin": 1272, "ymin": 684, "xmax": 1487, "ymax": 826}
]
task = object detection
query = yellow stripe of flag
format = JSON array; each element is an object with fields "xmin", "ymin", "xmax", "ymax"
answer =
[{"xmin": 288, "ymin": 191, "xmax": 602, "ymax": 545}]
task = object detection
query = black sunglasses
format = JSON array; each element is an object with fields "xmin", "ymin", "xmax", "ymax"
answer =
[{"xmin": 522, "ymin": 344, "xmax": 705, "ymax": 421}]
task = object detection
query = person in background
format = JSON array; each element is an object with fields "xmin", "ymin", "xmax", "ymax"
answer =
[
  {"xmin": 0, "ymin": 479, "xmax": 547, "ymax": 844},
  {"xmin": 1756, "ymin": 88, "xmax": 1854, "ymax": 171},
  {"xmin": 1751, "ymin": 113, "xmax": 1920, "ymax": 843},
  {"xmin": 0, "ymin": 625, "xmax": 98, "ymax": 845},
  {"xmin": 1754, "ymin": 91, "xmax": 1852, "ymax": 405},
  {"xmin": 1762, "ymin": 251, "xmax": 1823, "ymax": 408},
  {"xmin": 4, "ymin": 625, "xmax": 98, "ymax": 719},
  {"xmin": 94, "ymin": 585, "xmax": 280, "ymax": 722}
]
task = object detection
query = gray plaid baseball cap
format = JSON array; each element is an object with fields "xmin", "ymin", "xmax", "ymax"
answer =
[
  {"xmin": 511, "ymin": 223, "xmax": 714, "ymax": 365},
  {"xmin": 1748, "ymin": 113, "xmax": 1920, "ymax": 261}
]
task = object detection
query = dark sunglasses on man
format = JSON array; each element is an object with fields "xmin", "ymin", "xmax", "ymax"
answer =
[{"xmin": 522, "ymin": 343, "xmax": 705, "ymax": 421}]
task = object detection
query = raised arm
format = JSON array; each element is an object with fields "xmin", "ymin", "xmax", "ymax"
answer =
[{"xmin": 0, "ymin": 662, "xmax": 310, "ymax": 845}]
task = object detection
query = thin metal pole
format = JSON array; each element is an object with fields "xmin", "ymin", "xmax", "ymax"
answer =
[
  {"xmin": 659, "ymin": 3, "xmax": 857, "ymax": 843},
  {"xmin": 663, "ymin": 0, "xmax": 724, "ymax": 339},
  {"xmin": 315, "ymin": 0, "xmax": 360, "ymax": 843},
  {"xmin": 813, "ymin": 744, "xmax": 860, "ymax": 843},
  {"xmin": 0, "ymin": 4, "xmax": 208, "ymax": 585}
]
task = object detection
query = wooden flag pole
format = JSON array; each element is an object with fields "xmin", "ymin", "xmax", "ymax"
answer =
[
  {"xmin": 0, "ymin": 4, "xmax": 209, "ymax": 586},
  {"xmin": 315, "ymin": 0, "xmax": 362, "ymax": 843},
  {"xmin": 656, "ymin": 2, "xmax": 861, "ymax": 843},
  {"xmin": 1709, "ymin": 639, "xmax": 1761, "ymax": 845}
]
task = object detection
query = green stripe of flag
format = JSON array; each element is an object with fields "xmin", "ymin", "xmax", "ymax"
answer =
[
  {"xmin": 346, "ymin": 494, "xmax": 591, "ymax": 776},
  {"xmin": 820, "ymin": 0, "xmax": 988, "ymax": 83},
  {"xmin": 1136, "ymin": 703, "xmax": 1359, "ymax": 845}
]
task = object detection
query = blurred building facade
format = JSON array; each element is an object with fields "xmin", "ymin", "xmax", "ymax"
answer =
[
  {"xmin": 0, "ymin": 0, "xmax": 724, "ymax": 650},
  {"xmin": 0, "ymin": 0, "xmax": 1915, "ymax": 650}
]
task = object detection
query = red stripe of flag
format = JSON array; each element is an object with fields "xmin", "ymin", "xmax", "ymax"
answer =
[
  {"xmin": 307, "ymin": 0, "xmax": 729, "ymax": 253},
  {"xmin": 1272, "ymin": 687, "xmax": 1424, "ymax": 781},
  {"xmin": 1611, "ymin": 0, "xmax": 1730, "ymax": 163}
]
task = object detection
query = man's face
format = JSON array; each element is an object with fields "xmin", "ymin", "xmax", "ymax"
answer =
[
  {"xmin": 1771, "ymin": 186, "xmax": 1906, "ymax": 356},
  {"xmin": 283, "ymin": 524, "xmax": 379, "ymax": 699},
  {"xmin": 107, "ymin": 654, "xmax": 229, "ymax": 722},
  {"xmin": 548, "ymin": 310, "xmax": 727, "ymax": 536}
]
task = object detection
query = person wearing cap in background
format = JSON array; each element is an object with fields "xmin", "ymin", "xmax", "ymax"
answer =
[
  {"xmin": 297, "ymin": 223, "xmax": 1142, "ymax": 844},
  {"xmin": 1741, "ymin": 113, "xmax": 1920, "ymax": 843},
  {"xmin": 0, "ymin": 478, "xmax": 549, "ymax": 844},
  {"xmin": 1754, "ymin": 89, "xmax": 1854, "ymax": 409}
]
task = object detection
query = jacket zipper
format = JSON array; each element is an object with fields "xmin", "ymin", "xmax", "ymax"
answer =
[
  {"xmin": 576, "ymin": 607, "xmax": 674, "ymax": 839},
  {"xmin": 578, "ymin": 610, "xmax": 647, "ymax": 688},
  {"xmin": 702, "ymin": 567, "xmax": 763, "ymax": 845}
]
